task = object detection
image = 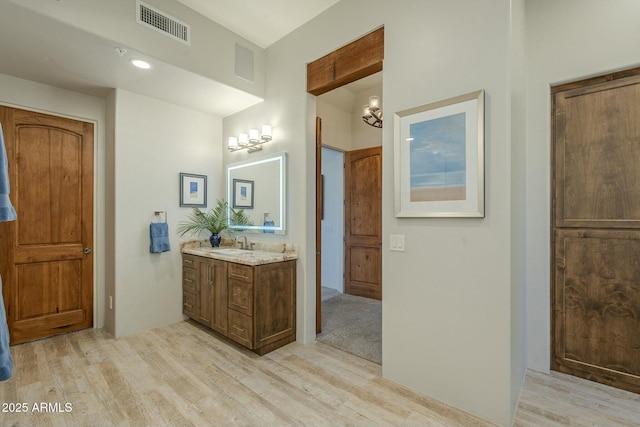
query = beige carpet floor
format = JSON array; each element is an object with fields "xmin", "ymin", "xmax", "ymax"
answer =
[{"xmin": 317, "ymin": 292, "xmax": 382, "ymax": 364}]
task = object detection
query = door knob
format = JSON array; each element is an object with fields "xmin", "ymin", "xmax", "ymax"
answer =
[{"xmin": 83, "ymin": 247, "xmax": 92, "ymax": 254}]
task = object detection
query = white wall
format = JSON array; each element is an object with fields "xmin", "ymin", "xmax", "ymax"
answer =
[
  {"xmin": 525, "ymin": 0, "xmax": 640, "ymax": 372},
  {"xmin": 112, "ymin": 89, "xmax": 221, "ymax": 337},
  {"xmin": 510, "ymin": 0, "xmax": 527, "ymax": 413},
  {"xmin": 382, "ymin": 1, "xmax": 514, "ymax": 425},
  {"xmin": 321, "ymin": 147, "xmax": 344, "ymax": 292},
  {"xmin": 224, "ymin": 0, "xmax": 518, "ymax": 425},
  {"xmin": 317, "ymin": 98, "xmax": 352, "ymax": 151},
  {"xmin": 0, "ymin": 73, "xmax": 108, "ymax": 330}
]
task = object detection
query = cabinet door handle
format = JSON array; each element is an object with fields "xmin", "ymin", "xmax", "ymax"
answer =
[
  {"xmin": 184, "ymin": 259, "xmax": 193, "ymax": 264},
  {"xmin": 184, "ymin": 279, "xmax": 193, "ymax": 283}
]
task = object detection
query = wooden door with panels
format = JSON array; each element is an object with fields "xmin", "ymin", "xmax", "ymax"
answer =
[
  {"xmin": 551, "ymin": 67, "xmax": 640, "ymax": 393},
  {"xmin": 344, "ymin": 147, "xmax": 382, "ymax": 300},
  {"xmin": 0, "ymin": 106, "xmax": 94, "ymax": 345}
]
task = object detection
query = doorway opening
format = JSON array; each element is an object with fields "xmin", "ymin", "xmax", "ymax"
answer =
[
  {"xmin": 306, "ymin": 26, "xmax": 384, "ymax": 363},
  {"xmin": 315, "ymin": 73, "xmax": 383, "ymax": 364}
]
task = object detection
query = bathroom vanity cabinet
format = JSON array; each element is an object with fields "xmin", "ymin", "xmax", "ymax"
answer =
[{"xmin": 182, "ymin": 252, "xmax": 296, "ymax": 355}]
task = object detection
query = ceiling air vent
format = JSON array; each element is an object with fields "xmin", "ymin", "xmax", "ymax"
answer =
[{"xmin": 136, "ymin": 1, "xmax": 190, "ymax": 45}]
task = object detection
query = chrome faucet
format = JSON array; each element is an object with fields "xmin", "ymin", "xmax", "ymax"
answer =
[{"xmin": 236, "ymin": 235, "xmax": 248, "ymax": 250}]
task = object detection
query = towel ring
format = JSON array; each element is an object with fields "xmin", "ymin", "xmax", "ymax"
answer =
[{"xmin": 154, "ymin": 211, "xmax": 168, "ymax": 223}]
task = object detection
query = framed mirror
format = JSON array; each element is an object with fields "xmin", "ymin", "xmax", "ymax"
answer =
[{"xmin": 226, "ymin": 153, "xmax": 286, "ymax": 234}]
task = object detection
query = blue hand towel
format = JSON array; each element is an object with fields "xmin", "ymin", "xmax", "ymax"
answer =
[
  {"xmin": 150, "ymin": 222, "xmax": 171, "ymax": 253},
  {"xmin": 0, "ymin": 276, "xmax": 13, "ymax": 381},
  {"xmin": 0, "ymin": 123, "xmax": 17, "ymax": 222},
  {"xmin": 0, "ymin": 122, "xmax": 15, "ymax": 381}
]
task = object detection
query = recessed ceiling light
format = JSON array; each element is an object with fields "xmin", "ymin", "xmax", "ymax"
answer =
[{"xmin": 130, "ymin": 59, "xmax": 151, "ymax": 69}]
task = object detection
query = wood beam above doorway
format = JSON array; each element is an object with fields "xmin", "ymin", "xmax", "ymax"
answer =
[{"xmin": 306, "ymin": 27, "xmax": 384, "ymax": 96}]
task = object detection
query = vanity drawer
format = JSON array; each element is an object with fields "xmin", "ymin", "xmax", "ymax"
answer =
[
  {"xmin": 182, "ymin": 254, "xmax": 199, "ymax": 268},
  {"xmin": 182, "ymin": 267, "xmax": 197, "ymax": 293},
  {"xmin": 228, "ymin": 279, "xmax": 253, "ymax": 316},
  {"xmin": 228, "ymin": 309, "xmax": 253, "ymax": 348},
  {"xmin": 228, "ymin": 263, "xmax": 253, "ymax": 282},
  {"xmin": 183, "ymin": 292, "xmax": 196, "ymax": 318}
]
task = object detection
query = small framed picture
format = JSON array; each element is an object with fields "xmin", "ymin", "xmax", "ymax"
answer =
[
  {"xmin": 233, "ymin": 179, "xmax": 254, "ymax": 209},
  {"xmin": 180, "ymin": 173, "xmax": 207, "ymax": 207}
]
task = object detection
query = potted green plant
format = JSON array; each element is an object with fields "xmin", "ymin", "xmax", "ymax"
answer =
[{"xmin": 177, "ymin": 199, "xmax": 252, "ymax": 247}]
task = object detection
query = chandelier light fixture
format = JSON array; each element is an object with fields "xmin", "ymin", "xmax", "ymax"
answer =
[
  {"xmin": 362, "ymin": 96, "xmax": 382, "ymax": 128},
  {"xmin": 228, "ymin": 124, "xmax": 272, "ymax": 153}
]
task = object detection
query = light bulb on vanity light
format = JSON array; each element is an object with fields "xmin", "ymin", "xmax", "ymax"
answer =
[
  {"xmin": 228, "ymin": 136, "xmax": 238, "ymax": 150},
  {"xmin": 238, "ymin": 133, "xmax": 249, "ymax": 146},
  {"xmin": 369, "ymin": 96, "xmax": 379, "ymax": 109},
  {"xmin": 260, "ymin": 124, "xmax": 272, "ymax": 141},
  {"xmin": 249, "ymin": 128, "xmax": 260, "ymax": 143}
]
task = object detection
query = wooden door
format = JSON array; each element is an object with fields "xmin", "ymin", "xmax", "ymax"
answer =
[
  {"xmin": 0, "ymin": 107, "xmax": 94, "ymax": 345},
  {"xmin": 344, "ymin": 146, "xmax": 382, "ymax": 300},
  {"xmin": 552, "ymin": 68, "xmax": 640, "ymax": 393}
]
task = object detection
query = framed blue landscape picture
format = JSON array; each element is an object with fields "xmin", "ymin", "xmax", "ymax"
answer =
[{"xmin": 394, "ymin": 90, "xmax": 485, "ymax": 217}]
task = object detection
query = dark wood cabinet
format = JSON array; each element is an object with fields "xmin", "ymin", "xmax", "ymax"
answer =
[
  {"xmin": 182, "ymin": 254, "xmax": 296, "ymax": 355},
  {"xmin": 181, "ymin": 255, "xmax": 198, "ymax": 318},
  {"xmin": 207, "ymin": 259, "xmax": 228, "ymax": 335},
  {"xmin": 183, "ymin": 254, "xmax": 227, "ymax": 332}
]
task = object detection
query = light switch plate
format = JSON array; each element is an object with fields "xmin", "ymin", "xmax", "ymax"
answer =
[{"xmin": 390, "ymin": 234, "xmax": 405, "ymax": 251}]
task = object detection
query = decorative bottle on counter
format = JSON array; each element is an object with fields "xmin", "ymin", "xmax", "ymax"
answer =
[{"xmin": 263, "ymin": 212, "xmax": 275, "ymax": 234}]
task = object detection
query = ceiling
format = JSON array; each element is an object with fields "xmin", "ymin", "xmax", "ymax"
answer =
[
  {"xmin": 176, "ymin": 0, "xmax": 342, "ymax": 49},
  {"xmin": 0, "ymin": 0, "xmax": 366, "ymax": 117}
]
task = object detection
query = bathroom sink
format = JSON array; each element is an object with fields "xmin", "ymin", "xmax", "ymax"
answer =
[{"xmin": 206, "ymin": 248, "xmax": 246, "ymax": 255}]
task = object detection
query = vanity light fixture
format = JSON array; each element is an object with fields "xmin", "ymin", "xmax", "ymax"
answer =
[
  {"xmin": 228, "ymin": 125, "xmax": 272, "ymax": 153},
  {"xmin": 362, "ymin": 95, "xmax": 382, "ymax": 128}
]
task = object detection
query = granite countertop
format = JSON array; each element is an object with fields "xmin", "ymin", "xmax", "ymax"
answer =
[{"xmin": 180, "ymin": 240, "xmax": 298, "ymax": 266}]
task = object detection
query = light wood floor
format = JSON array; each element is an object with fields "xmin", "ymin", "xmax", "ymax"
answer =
[{"xmin": 1, "ymin": 321, "xmax": 638, "ymax": 427}]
